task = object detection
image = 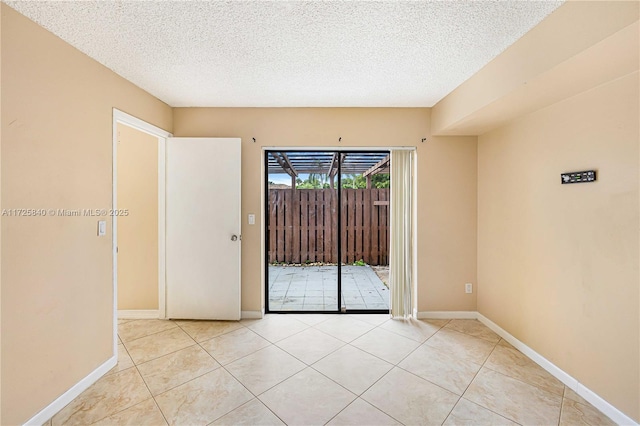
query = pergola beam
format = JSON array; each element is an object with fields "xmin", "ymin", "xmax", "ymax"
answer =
[
  {"xmin": 272, "ymin": 152, "xmax": 299, "ymax": 177},
  {"xmin": 362, "ymin": 155, "xmax": 390, "ymax": 178},
  {"xmin": 328, "ymin": 153, "xmax": 339, "ymax": 177}
]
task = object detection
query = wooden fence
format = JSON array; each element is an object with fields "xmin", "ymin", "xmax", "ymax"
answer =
[{"xmin": 268, "ymin": 188, "xmax": 389, "ymax": 265}]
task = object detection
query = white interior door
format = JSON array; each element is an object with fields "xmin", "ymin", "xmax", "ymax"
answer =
[{"xmin": 166, "ymin": 137, "xmax": 241, "ymax": 320}]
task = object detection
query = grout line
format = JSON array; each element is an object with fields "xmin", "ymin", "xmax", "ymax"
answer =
[
  {"xmin": 105, "ymin": 316, "xmax": 546, "ymax": 426},
  {"xmin": 150, "ymin": 398, "xmax": 171, "ymax": 426},
  {"xmin": 454, "ymin": 341, "xmax": 530, "ymax": 425},
  {"xmin": 108, "ymin": 334, "xmax": 172, "ymax": 425},
  {"xmin": 118, "ymin": 322, "xmax": 181, "ymax": 345}
]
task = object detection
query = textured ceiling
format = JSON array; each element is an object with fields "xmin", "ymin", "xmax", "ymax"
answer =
[{"xmin": 5, "ymin": 1, "xmax": 563, "ymax": 107}]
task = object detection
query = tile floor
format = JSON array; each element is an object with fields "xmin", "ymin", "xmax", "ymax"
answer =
[
  {"xmin": 46, "ymin": 315, "xmax": 615, "ymax": 426},
  {"xmin": 268, "ymin": 265, "xmax": 389, "ymax": 311}
]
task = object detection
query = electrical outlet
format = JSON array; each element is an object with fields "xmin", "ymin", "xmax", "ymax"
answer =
[{"xmin": 465, "ymin": 283, "xmax": 473, "ymax": 294}]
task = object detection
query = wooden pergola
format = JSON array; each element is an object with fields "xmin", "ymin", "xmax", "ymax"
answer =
[{"xmin": 267, "ymin": 152, "xmax": 389, "ymax": 189}]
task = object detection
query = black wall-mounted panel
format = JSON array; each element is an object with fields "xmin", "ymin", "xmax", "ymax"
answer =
[{"xmin": 561, "ymin": 170, "xmax": 596, "ymax": 184}]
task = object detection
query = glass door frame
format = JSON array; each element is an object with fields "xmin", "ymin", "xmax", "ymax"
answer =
[{"xmin": 264, "ymin": 149, "xmax": 390, "ymax": 315}]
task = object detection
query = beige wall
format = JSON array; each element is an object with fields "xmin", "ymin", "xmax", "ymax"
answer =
[
  {"xmin": 478, "ymin": 72, "xmax": 639, "ymax": 421},
  {"xmin": 0, "ymin": 5, "xmax": 172, "ymax": 425},
  {"xmin": 117, "ymin": 124, "xmax": 159, "ymax": 310},
  {"xmin": 173, "ymin": 108, "xmax": 478, "ymax": 314}
]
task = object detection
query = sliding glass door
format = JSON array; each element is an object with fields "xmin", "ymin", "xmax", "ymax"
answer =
[
  {"xmin": 340, "ymin": 153, "xmax": 390, "ymax": 312},
  {"xmin": 265, "ymin": 150, "xmax": 390, "ymax": 314}
]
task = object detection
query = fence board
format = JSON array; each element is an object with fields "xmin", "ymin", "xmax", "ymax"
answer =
[
  {"xmin": 355, "ymin": 190, "xmax": 363, "ymax": 262},
  {"xmin": 268, "ymin": 188, "xmax": 389, "ymax": 265},
  {"xmin": 331, "ymin": 190, "xmax": 338, "ymax": 264},
  {"xmin": 322, "ymin": 190, "xmax": 330, "ymax": 262},
  {"xmin": 371, "ymin": 189, "xmax": 380, "ymax": 264},
  {"xmin": 299, "ymin": 191, "xmax": 308, "ymax": 263},
  {"xmin": 363, "ymin": 189, "xmax": 371, "ymax": 263},
  {"xmin": 284, "ymin": 190, "xmax": 292, "ymax": 261},
  {"xmin": 380, "ymin": 189, "xmax": 388, "ymax": 265},
  {"xmin": 308, "ymin": 190, "xmax": 317, "ymax": 262},
  {"xmin": 292, "ymin": 189, "xmax": 300, "ymax": 263}
]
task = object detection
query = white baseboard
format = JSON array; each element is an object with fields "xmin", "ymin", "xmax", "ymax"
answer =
[
  {"xmin": 24, "ymin": 355, "xmax": 117, "ymax": 426},
  {"xmin": 417, "ymin": 311, "xmax": 478, "ymax": 319},
  {"xmin": 477, "ymin": 313, "xmax": 638, "ymax": 426},
  {"xmin": 117, "ymin": 310, "xmax": 159, "ymax": 319},
  {"xmin": 241, "ymin": 310, "xmax": 263, "ymax": 319}
]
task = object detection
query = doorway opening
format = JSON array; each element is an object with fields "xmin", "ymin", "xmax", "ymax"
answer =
[{"xmin": 264, "ymin": 150, "xmax": 390, "ymax": 314}]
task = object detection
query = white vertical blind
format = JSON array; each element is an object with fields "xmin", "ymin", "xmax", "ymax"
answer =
[{"xmin": 389, "ymin": 149, "xmax": 414, "ymax": 318}]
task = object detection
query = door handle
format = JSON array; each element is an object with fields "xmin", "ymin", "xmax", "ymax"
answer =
[{"xmin": 231, "ymin": 235, "xmax": 238, "ymax": 241}]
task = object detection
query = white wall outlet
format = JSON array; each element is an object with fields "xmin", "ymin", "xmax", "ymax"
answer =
[
  {"xmin": 97, "ymin": 220, "xmax": 107, "ymax": 236},
  {"xmin": 465, "ymin": 283, "xmax": 473, "ymax": 294},
  {"xmin": 248, "ymin": 214, "xmax": 255, "ymax": 225}
]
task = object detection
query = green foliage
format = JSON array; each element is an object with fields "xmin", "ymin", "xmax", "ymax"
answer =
[
  {"xmin": 353, "ymin": 259, "xmax": 367, "ymax": 266},
  {"xmin": 371, "ymin": 173, "xmax": 390, "ymax": 188},
  {"xmin": 341, "ymin": 173, "xmax": 390, "ymax": 189},
  {"xmin": 296, "ymin": 173, "xmax": 330, "ymax": 189},
  {"xmin": 294, "ymin": 172, "xmax": 390, "ymax": 189}
]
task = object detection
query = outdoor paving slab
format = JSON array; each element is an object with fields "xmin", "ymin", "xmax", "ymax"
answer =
[{"xmin": 269, "ymin": 265, "xmax": 389, "ymax": 312}]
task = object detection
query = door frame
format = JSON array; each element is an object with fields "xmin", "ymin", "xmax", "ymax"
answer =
[
  {"xmin": 262, "ymin": 147, "xmax": 415, "ymax": 315},
  {"xmin": 111, "ymin": 109, "xmax": 172, "ymax": 352}
]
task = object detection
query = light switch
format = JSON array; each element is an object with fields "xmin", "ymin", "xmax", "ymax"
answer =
[
  {"xmin": 248, "ymin": 214, "xmax": 255, "ymax": 225},
  {"xmin": 98, "ymin": 220, "xmax": 106, "ymax": 236}
]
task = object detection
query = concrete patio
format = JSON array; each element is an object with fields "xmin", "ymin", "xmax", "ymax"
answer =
[{"xmin": 268, "ymin": 265, "xmax": 389, "ymax": 311}]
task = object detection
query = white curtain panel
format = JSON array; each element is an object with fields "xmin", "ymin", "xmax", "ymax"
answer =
[{"xmin": 389, "ymin": 149, "xmax": 413, "ymax": 318}]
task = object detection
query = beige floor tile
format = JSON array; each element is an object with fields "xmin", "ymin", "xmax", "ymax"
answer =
[
  {"xmin": 351, "ymin": 327, "xmax": 420, "ymax": 364},
  {"xmin": 175, "ymin": 320, "xmax": 244, "ymax": 343},
  {"xmin": 327, "ymin": 398, "xmax": 402, "ymax": 426},
  {"xmin": 210, "ymin": 398, "xmax": 284, "ymax": 426},
  {"xmin": 564, "ymin": 387, "xmax": 583, "ymax": 402},
  {"xmin": 464, "ymin": 368, "xmax": 562, "ymax": 425},
  {"xmin": 200, "ymin": 327, "xmax": 271, "ymax": 365},
  {"xmin": 245, "ymin": 315, "xmax": 309, "ymax": 343},
  {"xmin": 379, "ymin": 317, "xmax": 440, "ymax": 342},
  {"xmin": 422, "ymin": 318, "xmax": 450, "ymax": 327},
  {"xmin": 225, "ymin": 345, "xmax": 306, "ymax": 395},
  {"xmin": 124, "ymin": 327, "xmax": 195, "ymax": 364},
  {"xmin": 564, "ymin": 387, "xmax": 593, "ymax": 405},
  {"xmin": 93, "ymin": 398, "xmax": 168, "ymax": 425},
  {"xmin": 137, "ymin": 345, "xmax": 220, "ymax": 396},
  {"xmin": 313, "ymin": 345, "xmax": 393, "ymax": 395},
  {"xmin": 399, "ymin": 343, "xmax": 482, "ymax": 395},
  {"xmin": 560, "ymin": 397, "xmax": 616, "ymax": 426},
  {"xmin": 259, "ymin": 368, "xmax": 356, "ymax": 425},
  {"xmin": 238, "ymin": 317, "xmax": 262, "ymax": 327},
  {"xmin": 498, "ymin": 338, "xmax": 516, "ymax": 349},
  {"xmin": 314, "ymin": 315, "xmax": 376, "ymax": 342},
  {"xmin": 52, "ymin": 368, "xmax": 151, "ymax": 425},
  {"xmin": 276, "ymin": 328, "xmax": 344, "ymax": 364},
  {"xmin": 51, "ymin": 313, "xmax": 604, "ymax": 426},
  {"xmin": 118, "ymin": 319, "xmax": 177, "ymax": 343},
  {"xmin": 155, "ymin": 369, "xmax": 252, "ymax": 426},
  {"xmin": 105, "ymin": 343, "xmax": 135, "ymax": 376},
  {"xmin": 349, "ymin": 314, "xmax": 391, "ymax": 326},
  {"xmin": 290, "ymin": 313, "xmax": 335, "ymax": 326},
  {"xmin": 445, "ymin": 319, "xmax": 500, "ymax": 343},
  {"xmin": 425, "ymin": 328, "xmax": 496, "ymax": 365},
  {"xmin": 443, "ymin": 398, "xmax": 518, "ymax": 426},
  {"xmin": 484, "ymin": 344, "xmax": 564, "ymax": 396},
  {"xmin": 362, "ymin": 367, "xmax": 459, "ymax": 425}
]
